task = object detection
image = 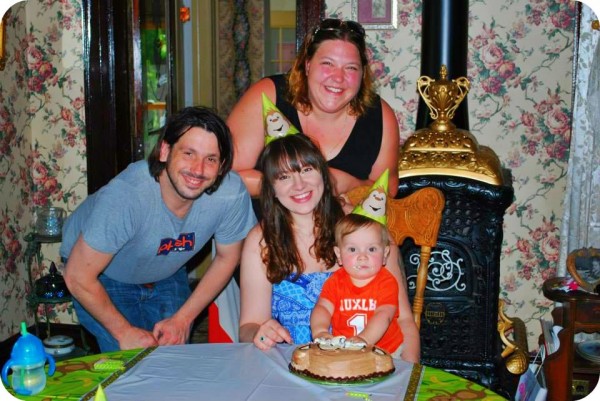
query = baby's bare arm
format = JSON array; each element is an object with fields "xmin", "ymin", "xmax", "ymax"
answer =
[
  {"xmin": 357, "ymin": 304, "xmax": 396, "ymax": 345},
  {"xmin": 311, "ymin": 299, "xmax": 334, "ymax": 339}
]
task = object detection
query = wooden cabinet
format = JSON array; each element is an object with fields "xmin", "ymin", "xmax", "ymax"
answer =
[{"xmin": 542, "ymin": 277, "xmax": 600, "ymax": 400}]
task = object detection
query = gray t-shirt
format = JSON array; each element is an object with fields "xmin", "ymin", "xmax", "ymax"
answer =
[{"xmin": 60, "ymin": 161, "xmax": 256, "ymax": 284}]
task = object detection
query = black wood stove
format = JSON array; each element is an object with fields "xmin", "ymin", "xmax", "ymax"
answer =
[
  {"xmin": 397, "ymin": 0, "xmax": 516, "ymax": 395},
  {"xmin": 398, "ymin": 174, "xmax": 514, "ymax": 392}
]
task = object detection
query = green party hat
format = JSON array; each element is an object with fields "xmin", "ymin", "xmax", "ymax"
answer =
[
  {"xmin": 351, "ymin": 169, "xmax": 389, "ymax": 225},
  {"xmin": 262, "ymin": 93, "xmax": 299, "ymax": 144},
  {"xmin": 94, "ymin": 384, "xmax": 107, "ymax": 401}
]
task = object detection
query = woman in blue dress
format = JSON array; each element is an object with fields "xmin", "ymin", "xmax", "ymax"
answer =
[
  {"xmin": 239, "ymin": 134, "xmax": 343, "ymax": 347},
  {"xmin": 238, "ymin": 134, "xmax": 420, "ymax": 363}
]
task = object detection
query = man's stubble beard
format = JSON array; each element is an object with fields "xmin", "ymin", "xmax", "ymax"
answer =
[{"xmin": 164, "ymin": 160, "xmax": 215, "ymax": 201}]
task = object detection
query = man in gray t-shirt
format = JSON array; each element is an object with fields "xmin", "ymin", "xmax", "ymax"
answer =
[{"xmin": 61, "ymin": 106, "xmax": 256, "ymax": 352}]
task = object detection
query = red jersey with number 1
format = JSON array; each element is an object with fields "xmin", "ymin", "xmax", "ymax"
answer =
[{"xmin": 319, "ymin": 268, "xmax": 403, "ymax": 354}]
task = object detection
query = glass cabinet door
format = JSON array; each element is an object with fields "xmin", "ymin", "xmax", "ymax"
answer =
[
  {"xmin": 83, "ymin": 0, "xmax": 322, "ymax": 192},
  {"xmin": 139, "ymin": 0, "xmax": 174, "ymax": 157}
]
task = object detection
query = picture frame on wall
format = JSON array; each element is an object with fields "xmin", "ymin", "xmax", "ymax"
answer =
[
  {"xmin": 352, "ymin": 0, "xmax": 398, "ymax": 30},
  {"xmin": 567, "ymin": 247, "xmax": 600, "ymax": 293}
]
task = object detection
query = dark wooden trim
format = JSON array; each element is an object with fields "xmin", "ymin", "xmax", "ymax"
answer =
[
  {"xmin": 114, "ymin": 1, "xmax": 139, "ymax": 170},
  {"xmin": 83, "ymin": 0, "xmax": 115, "ymax": 194},
  {"xmin": 83, "ymin": 0, "xmax": 136, "ymax": 194},
  {"xmin": 129, "ymin": 0, "xmax": 145, "ymax": 162}
]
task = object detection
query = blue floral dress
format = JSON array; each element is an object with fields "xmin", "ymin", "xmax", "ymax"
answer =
[{"xmin": 272, "ymin": 271, "xmax": 333, "ymax": 344}]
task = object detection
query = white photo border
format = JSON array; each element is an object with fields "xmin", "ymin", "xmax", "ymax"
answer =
[{"xmin": 351, "ymin": 0, "xmax": 398, "ymax": 30}]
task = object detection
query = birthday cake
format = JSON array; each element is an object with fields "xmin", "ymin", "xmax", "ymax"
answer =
[{"xmin": 288, "ymin": 337, "xmax": 395, "ymax": 383}]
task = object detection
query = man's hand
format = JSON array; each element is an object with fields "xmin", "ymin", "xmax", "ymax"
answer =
[
  {"xmin": 153, "ymin": 314, "xmax": 192, "ymax": 346},
  {"xmin": 118, "ymin": 326, "xmax": 158, "ymax": 350}
]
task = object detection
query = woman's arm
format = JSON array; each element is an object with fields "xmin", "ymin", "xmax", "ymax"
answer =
[
  {"xmin": 373, "ymin": 99, "xmax": 399, "ymax": 198},
  {"xmin": 239, "ymin": 225, "xmax": 292, "ymax": 349},
  {"xmin": 227, "ymin": 78, "xmax": 277, "ymax": 197},
  {"xmin": 384, "ymin": 244, "xmax": 421, "ymax": 363}
]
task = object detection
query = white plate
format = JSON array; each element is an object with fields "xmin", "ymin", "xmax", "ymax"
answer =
[
  {"xmin": 576, "ymin": 340, "xmax": 600, "ymax": 363},
  {"xmin": 43, "ymin": 335, "xmax": 75, "ymax": 356}
]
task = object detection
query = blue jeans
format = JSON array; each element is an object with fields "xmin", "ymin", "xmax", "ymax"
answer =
[{"xmin": 73, "ymin": 268, "xmax": 191, "ymax": 352}]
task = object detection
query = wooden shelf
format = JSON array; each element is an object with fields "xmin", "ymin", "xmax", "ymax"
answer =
[
  {"xmin": 573, "ymin": 351, "xmax": 600, "ymax": 375},
  {"xmin": 144, "ymin": 101, "xmax": 166, "ymax": 111},
  {"xmin": 542, "ymin": 277, "xmax": 600, "ymax": 401}
]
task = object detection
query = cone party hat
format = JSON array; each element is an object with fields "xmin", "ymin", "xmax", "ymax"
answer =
[
  {"xmin": 351, "ymin": 169, "xmax": 389, "ymax": 225},
  {"xmin": 94, "ymin": 384, "xmax": 107, "ymax": 401},
  {"xmin": 262, "ymin": 93, "xmax": 299, "ymax": 144}
]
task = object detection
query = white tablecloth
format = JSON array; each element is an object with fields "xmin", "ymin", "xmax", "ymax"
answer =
[{"xmin": 104, "ymin": 343, "xmax": 415, "ymax": 401}]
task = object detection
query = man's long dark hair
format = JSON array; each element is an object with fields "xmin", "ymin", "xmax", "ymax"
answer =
[
  {"xmin": 257, "ymin": 134, "xmax": 344, "ymax": 283},
  {"xmin": 147, "ymin": 106, "xmax": 233, "ymax": 195}
]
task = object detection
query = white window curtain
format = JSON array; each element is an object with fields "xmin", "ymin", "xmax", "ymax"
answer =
[{"xmin": 558, "ymin": 5, "xmax": 600, "ymax": 274}]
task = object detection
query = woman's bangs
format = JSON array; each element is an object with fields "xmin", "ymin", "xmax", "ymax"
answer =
[
  {"xmin": 275, "ymin": 147, "xmax": 319, "ymax": 176},
  {"xmin": 278, "ymin": 148, "xmax": 305, "ymax": 172}
]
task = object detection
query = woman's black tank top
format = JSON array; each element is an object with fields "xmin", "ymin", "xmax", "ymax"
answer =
[{"xmin": 270, "ymin": 74, "xmax": 383, "ymax": 181}]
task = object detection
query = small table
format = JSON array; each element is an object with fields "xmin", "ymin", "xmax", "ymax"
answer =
[
  {"xmin": 3, "ymin": 343, "xmax": 507, "ymax": 401},
  {"xmin": 542, "ymin": 277, "xmax": 600, "ymax": 401},
  {"xmin": 24, "ymin": 233, "xmax": 89, "ymax": 353}
]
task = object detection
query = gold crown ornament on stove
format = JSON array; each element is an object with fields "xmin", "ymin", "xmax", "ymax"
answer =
[{"xmin": 399, "ymin": 65, "xmax": 504, "ymax": 185}]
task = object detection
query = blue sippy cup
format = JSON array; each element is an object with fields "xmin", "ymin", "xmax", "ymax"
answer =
[{"xmin": 1, "ymin": 322, "xmax": 56, "ymax": 395}]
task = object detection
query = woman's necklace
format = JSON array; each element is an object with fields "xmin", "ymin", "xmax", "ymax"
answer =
[{"xmin": 304, "ymin": 109, "xmax": 352, "ymax": 160}]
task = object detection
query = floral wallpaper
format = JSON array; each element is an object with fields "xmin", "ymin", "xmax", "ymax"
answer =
[
  {"xmin": 326, "ymin": 0, "xmax": 576, "ymax": 349},
  {"xmin": 0, "ymin": 0, "xmax": 87, "ymax": 341},
  {"xmin": 0, "ymin": 0, "xmax": 585, "ymax": 353}
]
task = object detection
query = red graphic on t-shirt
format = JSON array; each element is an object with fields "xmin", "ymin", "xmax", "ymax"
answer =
[{"xmin": 157, "ymin": 233, "xmax": 195, "ymax": 255}]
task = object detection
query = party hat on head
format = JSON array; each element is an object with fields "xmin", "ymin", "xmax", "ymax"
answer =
[
  {"xmin": 94, "ymin": 384, "xmax": 107, "ymax": 401},
  {"xmin": 351, "ymin": 169, "xmax": 389, "ymax": 225},
  {"xmin": 262, "ymin": 93, "xmax": 299, "ymax": 144}
]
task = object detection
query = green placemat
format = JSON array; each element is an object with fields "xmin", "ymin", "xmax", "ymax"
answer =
[
  {"xmin": 80, "ymin": 347, "xmax": 156, "ymax": 401},
  {"xmin": 5, "ymin": 348, "xmax": 153, "ymax": 401},
  {"xmin": 415, "ymin": 366, "xmax": 508, "ymax": 401}
]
